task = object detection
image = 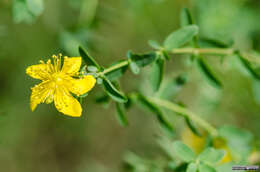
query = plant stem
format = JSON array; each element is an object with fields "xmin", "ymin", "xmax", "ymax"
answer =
[
  {"xmin": 97, "ymin": 48, "xmax": 260, "ymax": 77},
  {"xmin": 149, "ymin": 97, "xmax": 218, "ymax": 137},
  {"xmin": 99, "ymin": 60, "xmax": 129, "ymax": 76},
  {"xmin": 171, "ymin": 48, "xmax": 234, "ymax": 55}
]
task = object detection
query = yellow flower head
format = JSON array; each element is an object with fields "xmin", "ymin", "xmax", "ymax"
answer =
[{"xmin": 26, "ymin": 54, "xmax": 96, "ymax": 117}]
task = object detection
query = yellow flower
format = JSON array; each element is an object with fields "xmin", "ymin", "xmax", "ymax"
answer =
[{"xmin": 26, "ymin": 54, "xmax": 96, "ymax": 117}]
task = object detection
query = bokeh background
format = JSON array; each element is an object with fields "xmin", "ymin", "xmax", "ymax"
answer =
[{"xmin": 0, "ymin": 0, "xmax": 260, "ymax": 171}]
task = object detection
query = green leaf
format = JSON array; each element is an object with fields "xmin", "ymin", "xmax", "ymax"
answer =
[
  {"xmin": 150, "ymin": 57, "xmax": 165, "ymax": 92},
  {"xmin": 79, "ymin": 46, "xmax": 101, "ymax": 69},
  {"xmin": 105, "ymin": 60, "xmax": 128, "ymax": 81},
  {"xmin": 198, "ymin": 37, "xmax": 232, "ymax": 48},
  {"xmin": 26, "ymin": 0, "xmax": 44, "ymax": 16},
  {"xmin": 198, "ymin": 164, "xmax": 216, "ymax": 172},
  {"xmin": 180, "ymin": 8, "xmax": 193, "ymax": 27},
  {"xmin": 116, "ymin": 103, "xmax": 128, "ymax": 126},
  {"xmin": 136, "ymin": 94, "xmax": 174, "ymax": 135},
  {"xmin": 159, "ymin": 73, "xmax": 188, "ymax": 99},
  {"xmin": 215, "ymin": 163, "xmax": 235, "ymax": 172},
  {"xmin": 96, "ymin": 77, "xmax": 103, "ymax": 84},
  {"xmin": 163, "ymin": 25, "xmax": 199, "ymax": 51},
  {"xmin": 198, "ymin": 148, "xmax": 225, "ymax": 164},
  {"xmin": 12, "ymin": 0, "xmax": 35, "ymax": 24},
  {"xmin": 148, "ymin": 40, "xmax": 161, "ymax": 49},
  {"xmin": 196, "ymin": 57, "xmax": 222, "ymax": 88},
  {"xmin": 173, "ymin": 163, "xmax": 189, "ymax": 172},
  {"xmin": 95, "ymin": 94, "xmax": 110, "ymax": 104},
  {"xmin": 127, "ymin": 52, "xmax": 156, "ymax": 67},
  {"xmin": 129, "ymin": 61, "xmax": 140, "ymax": 75},
  {"xmin": 167, "ymin": 161, "xmax": 178, "ymax": 171},
  {"xmin": 236, "ymin": 52, "xmax": 260, "ymax": 80},
  {"xmin": 87, "ymin": 66, "xmax": 98, "ymax": 72},
  {"xmin": 172, "ymin": 141, "xmax": 196, "ymax": 162},
  {"xmin": 187, "ymin": 163, "xmax": 197, "ymax": 172},
  {"xmin": 185, "ymin": 117, "xmax": 202, "ymax": 137},
  {"xmin": 102, "ymin": 77, "xmax": 128, "ymax": 103},
  {"xmin": 218, "ymin": 125, "xmax": 253, "ymax": 161}
]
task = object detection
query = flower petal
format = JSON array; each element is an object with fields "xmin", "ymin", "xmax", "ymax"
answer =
[
  {"xmin": 67, "ymin": 75, "xmax": 96, "ymax": 96},
  {"xmin": 30, "ymin": 81, "xmax": 55, "ymax": 111},
  {"xmin": 26, "ymin": 60, "xmax": 53, "ymax": 80},
  {"xmin": 61, "ymin": 57, "xmax": 82, "ymax": 76},
  {"xmin": 54, "ymin": 86, "xmax": 82, "ymax": 117}
]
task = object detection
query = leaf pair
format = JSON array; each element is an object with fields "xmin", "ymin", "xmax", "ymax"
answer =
[
  {"xmin": 80, "ymin": 47, "xmax": 128, "ymax": 103},
  {"xmin": 218, "ymin": 125, "xmax": 253, "ymax": 162},
  {"xmin": 149, "ymin": 24, "xmax": 198, "ymax": 92},
  {"xmin": 173, "ymin": 141, "xmax": 225, "ymax": 172},
  {"xmin": 127, "ymin": 51, "xmax": 157, "ymax": 75}
]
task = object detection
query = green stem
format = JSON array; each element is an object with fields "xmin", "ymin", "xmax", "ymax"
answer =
[
  {"xmin": 170, "ymin": 48, "xmax": 260, "ymax": 64},
  {"xmin": 149, "ymin": 97, "xmax": 218, "ymax": 137},
  {"xmin": 98, "ymin": 60, "xmax": 129, "ymax": 76},
  {"xmin": 97, "ymin": 48, "xmax": 260, "ymax": 77},
  {"xmin": 171, "ymin": 48, "xmax": 234, "ymax": 55}
]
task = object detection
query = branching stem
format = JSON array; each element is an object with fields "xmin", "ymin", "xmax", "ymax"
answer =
[
  {"xmin": 171, "ymin": 48, "xmax": 234, "ymax": 55},
  {"xmin": 98, "ymin": 48, "xmax": 260, "ymax": 76},
  {"xmin": 95, "ymin": 47, "xmax": 260, "ymax": 137},
  {"xmin": 149, "ymin": 97, "xmax": 219, "ymax": 137}
]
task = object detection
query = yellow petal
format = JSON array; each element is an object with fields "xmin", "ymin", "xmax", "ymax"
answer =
[
  {"xmin": 66, "ymin": 75, "xmax": 96, "ymax": 96},
  {"xmin": 30, "ymin": 81, "xmax": 55, "ymax": 111},
  {"xmin": 54, "ymin": 86, "xmax": 82, "ymax": 117},
  {"xmin": 26, "ymin": 62, "xmax": 53, "ymax": 80},
  {"xmin": 61, "ymin": 57, "xmax": 82, "ymax": 76}
]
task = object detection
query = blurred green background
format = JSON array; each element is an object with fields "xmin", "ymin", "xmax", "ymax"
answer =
[{"xmin": 0, "ymin": 0, "xmax": 260, "ymax": 171}]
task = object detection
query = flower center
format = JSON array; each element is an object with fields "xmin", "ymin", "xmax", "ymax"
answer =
[{"xmin": 52, "ymin": 73, "xmax": 65, "ymax": 84}]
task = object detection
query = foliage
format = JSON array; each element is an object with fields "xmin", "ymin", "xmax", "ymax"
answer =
[{"xmin": 2, "ymin": 0, "xmax": 260, "ymax": 171}]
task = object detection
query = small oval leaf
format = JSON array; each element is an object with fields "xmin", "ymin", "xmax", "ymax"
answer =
[
  {"xmin": 116, "ymin": 103, "xmax": 128, "ymax": 126},
  {"xmin": 236, "ymin": 52, "xmax": 260, "ymax": 80},
  {"xmin": 163, "ymin": 25, "xmax": 199, "ymax": 51},
  {"xmin": 198, "ymin": 164, "xmax": 216, "ymax": 172},
  {"xmin": 187, "ymin": 163, "xmax": 198, "ymax": 172},
  {"xmin": 198, "ymin": 148, "xmax": 225, "ymax": 164},
  {"xmin": 150, "ymin": 57, "xmax": 165, "ymax": 92},
  {"xmin": 185, "ymin": 117, "xmax": 202, "ymax": 137},
  {"xmin": 79, "ymin": 46, "xmax": 101, "ymax": 69},
  {"xmin": 26, "ymin": 0, "xmax": 44, "ymax": 16},
  {"xmin": 129, "ymin": 61, "xmax": 140, "ymax": 75},
  {"xmin": 148, "ymin": 40, "xmax": 161, "ymax": 49},
  {"xmin": 102, "ymin": 77, "xmax": 127, "ymax": 103},
  {"xmin": 180, "ymin": 8, "xmax": 193, "ymax": 27},
  {"xmin": 172, "ymin": 141, "xmax": 196, "ymax": 162},
  {"xmin": 128, "ymin": 52, "xmax": 156, "ymax": 67},
  {"xmin": 197, "ymin": 57, "xmax": 222, "ymax": 88},
  {"xmin": 198, "ymin": 37, "xmax": 233, "ymax": 48}
]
